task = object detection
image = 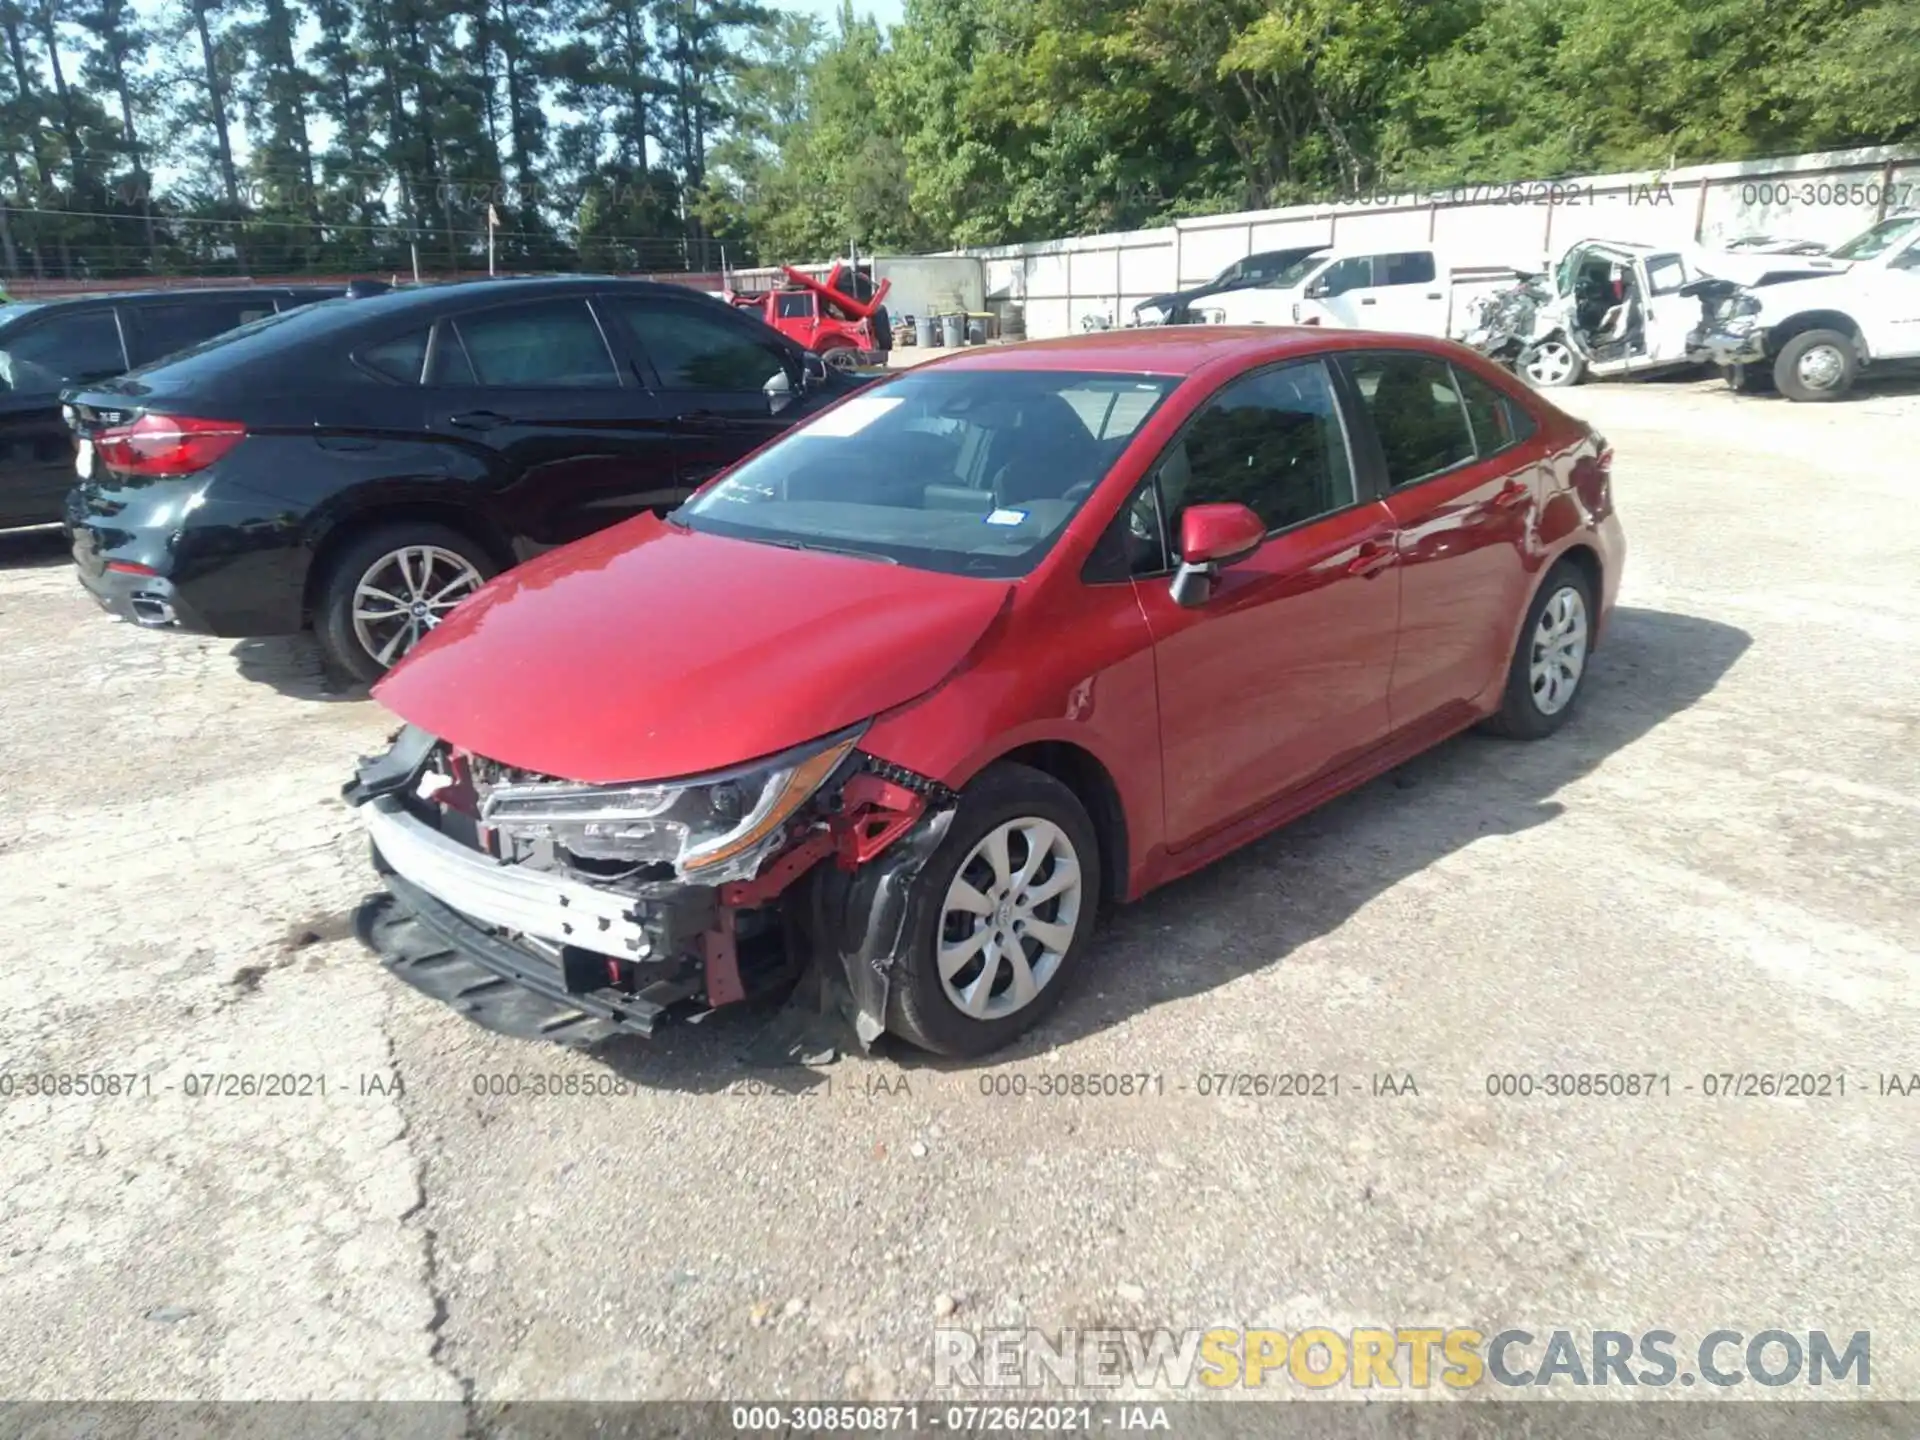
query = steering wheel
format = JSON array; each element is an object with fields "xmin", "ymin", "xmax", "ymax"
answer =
[{"xmin": 1062, "ymin": 479, "xmax": 1096, "ymax": 505}]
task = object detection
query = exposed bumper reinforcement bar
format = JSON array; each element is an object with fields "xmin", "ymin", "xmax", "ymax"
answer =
[{"xmin": 362, "ymin": 794, "xmax": 652, "ymax": 960}]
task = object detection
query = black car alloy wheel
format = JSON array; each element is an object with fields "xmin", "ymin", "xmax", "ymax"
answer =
[{"xmin": 316, "ymin": 522, "xmax": 497, "ymax": 683}]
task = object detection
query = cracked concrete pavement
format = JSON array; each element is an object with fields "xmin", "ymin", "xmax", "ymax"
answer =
[{"xmin": 0, "ymin": 373, "xmax": 1915, "ymax": 1407}]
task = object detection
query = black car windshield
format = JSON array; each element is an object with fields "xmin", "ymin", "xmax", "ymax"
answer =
[{"xmin": 678, "ymin": 369, "xmax": 1177, "ymax": 577}]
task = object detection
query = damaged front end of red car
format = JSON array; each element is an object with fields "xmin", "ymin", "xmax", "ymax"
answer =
[{"xmin": 343, "ymin": 723, "xmax": 958, "ymax": 1050}]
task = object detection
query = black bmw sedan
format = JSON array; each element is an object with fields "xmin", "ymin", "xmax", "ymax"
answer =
[{"xmin": 64, "ymin": 276, "xmax": 861, "ymax": 680}]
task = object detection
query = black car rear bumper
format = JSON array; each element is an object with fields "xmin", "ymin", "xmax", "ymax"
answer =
[
  {"xmin": 74, "ymin": 557, "xmax": 193, "ymax": 628},
  {"xmin": 66, "ymin": 484, "xmax": 309, "ymax": 636}
]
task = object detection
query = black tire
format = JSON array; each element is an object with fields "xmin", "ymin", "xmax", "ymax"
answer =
[
  {"xmin": 1772, "ymin": 328, "xmax": 1856, "ymax": 402},
  {"xmin": 1722, "ymin": 362, "xmax": 1770, "ymax": 394},
  {"xmin": 314, "ymin": 521, "xmax": 497, "ymax": 685},
  {"xmin": 1517, "ymin": 336, "xmax": 1585, "ymax": 389},
  {"xmin": 1482, "ymin": 560, "xmax": 1596, "ymax": 741},
  {"xmin": 888, "ymin": 763, "xmax": 1103, "ymax": 1058}
]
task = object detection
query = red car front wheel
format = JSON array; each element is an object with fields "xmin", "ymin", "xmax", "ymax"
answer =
[{"xmin": 887, "ymin": 763, "xmax": 1101, "ymax": 1057}]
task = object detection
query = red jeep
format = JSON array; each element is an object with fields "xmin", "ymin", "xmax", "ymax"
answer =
[{"xmin": 730, "ymin": 263, "xmax": 891, "ymax": 371}]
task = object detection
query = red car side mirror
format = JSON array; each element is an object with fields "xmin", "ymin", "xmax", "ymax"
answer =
[{"xmin": 1172, "ymin": 502, "xmax": 1265, "ymax": 607}]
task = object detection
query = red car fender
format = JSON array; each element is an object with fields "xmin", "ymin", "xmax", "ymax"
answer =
[{"xmin": 857, "ymin": 622, "xmax": 1165, "ymax": 901}]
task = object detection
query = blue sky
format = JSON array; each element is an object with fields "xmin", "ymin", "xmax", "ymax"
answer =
[{"xmin": 789, "ymin": 0, "xmax": 907, "ymax": 29}]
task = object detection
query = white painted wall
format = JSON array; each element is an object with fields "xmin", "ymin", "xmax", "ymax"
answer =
[{"xmin": 924, "ymin": 145, "xmax": 1920, "ymax": 339}]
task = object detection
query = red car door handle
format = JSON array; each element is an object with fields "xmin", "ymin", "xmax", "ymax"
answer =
[
  {"xmin": 1493, "ymin": 479, "xmax": 1532, "ymax": 509},
  {"xmin": 1346, "ymin": 541, "xmax": 1395, "ymax": 577}
]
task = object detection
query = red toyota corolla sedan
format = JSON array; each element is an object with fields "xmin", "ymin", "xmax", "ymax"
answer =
[{"xmin": 345, "ymin": 327, "xmax": 1623, "ymax": 1057}]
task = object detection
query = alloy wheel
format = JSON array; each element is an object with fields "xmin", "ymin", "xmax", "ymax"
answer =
[
  {"xmin": 1524, "ymin": 340, "xmax": 1575, "ymax": 386},
  {"xmin": 937, "ymin": 818, "xmax": 1084, "ymax": 1021},
  {"xmin": 350, "ymin": 545, "xmax": 486, "ymax": 668},
  {"xmin": 1528, "ymin": 585, "xmax": 1589, "ymax": 716}
]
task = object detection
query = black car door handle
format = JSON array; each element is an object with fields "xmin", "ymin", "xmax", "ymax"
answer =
[
  {"xmin": 449, "ymin": 409, "xmax": 510, "ymax": 431},
  {"xmin": 1359, "ymin": 297, "xmax": 1377, "ymax": 305}
]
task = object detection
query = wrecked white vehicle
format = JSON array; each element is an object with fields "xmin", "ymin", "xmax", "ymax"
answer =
[
  {"xmin": 1480, "ymin": 235, "xmax": 1854, "ymax": 390},
  {"xmin": 1690, "ymin": 211, "xmax": 1920, "ymax": 401},
  {"xmin": 1460, "ymin": 271, "xmax": 1552, "ymax": 369},
  {"xmin": 1500, "ymin": 240, "xmax": 1716, "ymax": 388}
]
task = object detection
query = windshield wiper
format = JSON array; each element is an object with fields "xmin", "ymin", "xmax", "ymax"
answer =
[{"xmin": 760, "ymin": 537, "xmax": 900, "ymax": 565}]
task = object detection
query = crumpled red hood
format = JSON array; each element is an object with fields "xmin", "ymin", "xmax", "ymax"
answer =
[{"xmin": 373, "ymin": 515, "xmax": 1010, "ymax": 784}]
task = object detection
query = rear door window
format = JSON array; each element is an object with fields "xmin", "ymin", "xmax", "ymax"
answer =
[
  {"xmin": 1342, "ymin": 351, "xmax": 1477, "ymax": 486},
  {"xmin": 1379, "ymin": 252, "xmax": 1437, "ymax": 286},
  {"xmin": 447, "ymin": 299, "xmax": 621, "ymax": 388},
  {"xmin": 0, "ymin": 309, "xmax": 127, "ymax": 392},
  {"xmin": 1451, "ymin": 365, "xmax": 1532, "ymax": 456}
]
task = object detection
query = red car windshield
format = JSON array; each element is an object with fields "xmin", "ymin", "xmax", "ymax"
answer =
[{"xmin": 678, "ymin": 369, "xmax": 1177, "ymax": 577}]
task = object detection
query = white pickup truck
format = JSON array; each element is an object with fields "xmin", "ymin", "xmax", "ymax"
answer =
[
  {"xmin": 1691, "ymin": 211, "xmax": 1920, "ymax": 400},
  {"xmin": 1204, "ymin": 245, "xmax": 1520, "ymax": 340}
]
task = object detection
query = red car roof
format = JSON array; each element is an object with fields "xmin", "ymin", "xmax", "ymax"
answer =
[{"xmin": 916, "ymin": 325, "xmax": 1459, "ymax": 377}]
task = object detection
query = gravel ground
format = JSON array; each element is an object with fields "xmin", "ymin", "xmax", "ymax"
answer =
[{"xmin": 1, "ymin": 372, "xmax": 1915, "ymax": 1410}]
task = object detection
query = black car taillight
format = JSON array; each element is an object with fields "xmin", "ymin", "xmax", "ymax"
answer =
[{"xmin": 95, "ymin": 413, "xmax": 247, "ymax": 478}]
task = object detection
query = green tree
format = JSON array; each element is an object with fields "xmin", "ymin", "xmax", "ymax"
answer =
[{"xmin": 74, "ymin": 0, "xmax": 160, "ymax": 267}]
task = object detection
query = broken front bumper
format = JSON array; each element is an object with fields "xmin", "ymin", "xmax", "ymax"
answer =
[
  {"xmin": 359, "ymin": 796, "xmax": 715, "ymax": 1042},
  {"xmin": 359, "ymin": 880, "xmax": 693, "ymax": 1045},
  {"xmin": 345, "ymin": 726, "xmax": 955, "ymax": 1048},
  {"xmin": 1691, "ymin": 321, "xmax": 1768, "ymax": 367}
]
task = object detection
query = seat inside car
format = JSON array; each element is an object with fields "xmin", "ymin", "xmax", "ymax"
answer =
[{"xmin": 978, "ymin": 393, "xmax": 1104, "ymax": 507}]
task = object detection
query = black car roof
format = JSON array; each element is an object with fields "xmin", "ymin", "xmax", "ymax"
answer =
[
  {"xmin": 62, "ymin": 275, "xmax": 746, "ymax": 398},
  {"xmin": 320, "ymin": 274, "xmax": 707, "ymax": 317},
  {"xmin": 167, "ymin": 276, "xmax": 718, "ymax": 363},
  {"xmin": 7, "ymin": 283, "xmax": 340, "ymax": 312}
]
